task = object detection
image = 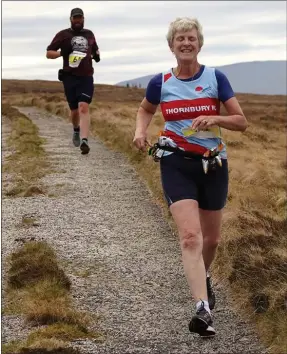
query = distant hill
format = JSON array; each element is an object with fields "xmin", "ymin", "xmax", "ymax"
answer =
[{"xmin": 116, "ymin": 61, "xmax": 287, "ymax": 95}]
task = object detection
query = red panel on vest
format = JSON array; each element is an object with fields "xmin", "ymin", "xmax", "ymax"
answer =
[
  {"xmin": 164, "ymin": 73, "xmax": 172, "ymax": 83},
  {"xmin": 161, "ymin": 98, "xmax": 220, "ymax": 121}
]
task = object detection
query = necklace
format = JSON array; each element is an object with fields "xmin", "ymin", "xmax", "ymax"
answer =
[{"xmin": 174, "ymin": 64, "xmax": 200, "ymax": 80}]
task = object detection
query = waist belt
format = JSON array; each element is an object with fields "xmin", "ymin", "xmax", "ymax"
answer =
[
  {"xmin": 156, "ymin": 145, "xmax": 216, "ymax": 160},
  {"xmin": 148, "ymin": 143, "xmax": 223, "ymax": 174}
]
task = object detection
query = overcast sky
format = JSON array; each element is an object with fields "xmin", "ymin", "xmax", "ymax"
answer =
[{"xmin": 2, "ymin": 1, "xmax": 286, "ymax": 84}]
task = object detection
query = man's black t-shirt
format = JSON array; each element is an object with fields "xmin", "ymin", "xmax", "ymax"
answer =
[{"xmin": 47, "ymin": 28, "xmax": 99, "ymax": 76}]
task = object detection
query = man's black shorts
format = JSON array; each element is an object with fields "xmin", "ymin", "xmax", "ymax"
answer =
[
  {"xmin": 63, "ymin": 75, "xmax": 94, "ymax": 110},
  {"xmin": 160, "ymin": 153, "xmax": 229, "ymax": 210}
]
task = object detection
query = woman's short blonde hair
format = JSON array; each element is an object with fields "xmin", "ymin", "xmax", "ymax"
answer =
[{"xmin": 166, "ymin": 17, "xmax": 204, "ymax": 48}]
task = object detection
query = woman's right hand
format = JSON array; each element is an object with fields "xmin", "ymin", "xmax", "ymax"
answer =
[{"xmin": 133, "ymin": 130, "xmax": 151, "ymax": 152}]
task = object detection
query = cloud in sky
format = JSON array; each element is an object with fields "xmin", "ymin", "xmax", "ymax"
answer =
[{"xmin": 2, "ymin": 1, "xmax": 286, "ymax": 84}]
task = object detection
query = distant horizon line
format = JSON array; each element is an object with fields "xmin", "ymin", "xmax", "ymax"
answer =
[
  {"xmin": 115, "ymin": 59, "xmax": 287, "ymax": 84},
  {"xmin": 2, "ymin": 59, "xmax": 286, "ymax": 87}
]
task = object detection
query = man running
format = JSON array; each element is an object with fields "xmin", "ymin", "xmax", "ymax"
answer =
[{"xmin": 46, "ymin": 7, "xmax": 100, "ymax": 155}]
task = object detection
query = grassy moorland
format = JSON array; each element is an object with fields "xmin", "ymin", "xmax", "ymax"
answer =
[{"xmin": 2, "ymin": 78, "xmax": 287, "ymax": 353}]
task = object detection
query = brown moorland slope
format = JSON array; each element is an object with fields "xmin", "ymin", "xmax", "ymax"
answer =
[{"xmin": 2, "ymin": 79, "xmax": 287, "ymax": 353}]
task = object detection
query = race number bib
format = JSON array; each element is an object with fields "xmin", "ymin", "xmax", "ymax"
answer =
[{"xmin": 68, "ymin": 51, "xmax": 87, "ymax": 68}]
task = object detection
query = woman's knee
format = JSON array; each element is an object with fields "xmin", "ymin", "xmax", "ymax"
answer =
[
  {"xmin": 79, "ymin": 102, "xmax": 89, "ymax": 114},
  {"xmin": 180, "ymin": 229, "xmax": 202, "ymax": 250}
]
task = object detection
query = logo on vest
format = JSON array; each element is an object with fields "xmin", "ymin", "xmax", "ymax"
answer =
[
  {"xmin": 165, "ymin": 105, "xmax": 217, "ymax": 115},
  {"xmin": 195, "ymin": 85, "xmax": 211, "ymax": 92}
]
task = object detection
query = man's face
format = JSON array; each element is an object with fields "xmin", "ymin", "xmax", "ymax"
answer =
[{"xmin": 70, "ymin": 15, "xmax": 84, "ymax": 31}]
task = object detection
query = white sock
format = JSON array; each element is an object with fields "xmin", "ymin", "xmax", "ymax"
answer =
[
  {"xmin": 206, "ymin": 271, "xmax": 210, "ymax": 278},
  {"xmin": 196, "ymin": 300, "xmax": 211, "ymax": 314}
]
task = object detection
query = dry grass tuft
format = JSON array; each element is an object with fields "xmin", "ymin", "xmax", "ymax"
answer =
[
  {"xmin": 21, "ymin": 216, "xmax": 38, "ymax": 227},
  {"xmin": 23, "ymin": 186, "xmax": 46, "ymax": 197},
  {"xmin": 26, "ymin": 323, "xmax": 102, "ymax": 342},
  {"xmin": 8, "ymin": 241, "xmax": 71, "ymax": 290},
  {"xmin": 2, "ymin": 338, "xmax": 81, "ymax": 354},
  {"xmin": 2, "ymin": 104, "xmax": 50, "ymax": 197},
  {"xmin": 4, "ymin": 241, "xmax": 100, "ymax": 352}
]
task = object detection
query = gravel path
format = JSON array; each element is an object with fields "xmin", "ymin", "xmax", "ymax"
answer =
[{"xmin": 2, "ymin": 106, "xmax": 266, "ymax": 354}]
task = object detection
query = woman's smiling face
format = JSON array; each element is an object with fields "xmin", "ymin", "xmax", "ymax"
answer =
[{"xmin": 171, "ymin": 28, "xmax": 200, "ymax": 63}]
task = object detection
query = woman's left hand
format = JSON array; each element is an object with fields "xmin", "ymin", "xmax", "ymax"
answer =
[{"xmin": 191, "ymin": 116, "xmax": 219, "ymax": 131}]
